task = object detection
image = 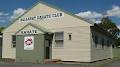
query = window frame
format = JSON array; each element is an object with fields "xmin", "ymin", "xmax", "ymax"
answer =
[
  {"xmin": 12, "ymin": 35, "xmax": 16, "ymax": 48},
  {"xmin": 94, "ymin": 35, "xmax": 98, "ymax": 48},
  {"xmin": 54, "ymin": 32, "xmax": 64, "ymax": 47},
  {"xmin": 107, "ymin": 40, "xmax": 110, "ymax": 47},
  {"xmin": 101, "ymin": 38, "xmax": 104, "ymax": 48}
]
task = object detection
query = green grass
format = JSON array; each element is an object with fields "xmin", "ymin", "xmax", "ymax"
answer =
[{"xmin": 113, "ymin": 48, "xmax": 120, "ymax": 59}]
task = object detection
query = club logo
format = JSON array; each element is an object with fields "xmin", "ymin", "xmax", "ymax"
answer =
[{"xmin": 25, "ymin": 38, "xmax": 33, "ymax": 46}]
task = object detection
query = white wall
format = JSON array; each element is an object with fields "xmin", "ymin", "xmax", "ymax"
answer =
[
  {"xmin": 2, "ymin": 33, "xmax": 16, "ymax": 59},
  {"xmin": 2, "ymin": 2, "xmax": 92, "ymax": 60},
  {"xmin": 52, "ymin": 26, "xmax": 91, "ymax": 62}
]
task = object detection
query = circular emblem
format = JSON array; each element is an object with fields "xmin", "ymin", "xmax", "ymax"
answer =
[{"xmin": 25, "ymin": 38, "xmax": 33, "ymax": 46}]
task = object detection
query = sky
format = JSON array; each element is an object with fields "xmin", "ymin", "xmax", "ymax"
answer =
[{"xmin": 0, "ymin": 0, "xmax": 120, "ymax": 29}]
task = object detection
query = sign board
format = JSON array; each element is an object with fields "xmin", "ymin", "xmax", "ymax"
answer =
[
  {"xmin": 19, "ymin": 12, "xmax": 64, "ymax": 22},
  {"xmin": 21, "ymin": 30, "xmax": 37, "ymax": 35},
  {"xmin": 24, "ymin": 36, "xmax": 34, "ymax": 50}
]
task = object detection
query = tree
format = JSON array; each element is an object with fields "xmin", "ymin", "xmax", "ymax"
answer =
[
  {"xmin": 98, "ymin": 16, "xmax": 120, "ymax": 47},
  {"xmin": 0, "ymin": 27, "xmax": 4, "ymax": 32},
  {"xmin": 100, "ymin": 17, "xmax": 115, "ymax": 29},
  {"xmin": 99, "ymin": 17, "xmax": 120, "ymax": 38}
]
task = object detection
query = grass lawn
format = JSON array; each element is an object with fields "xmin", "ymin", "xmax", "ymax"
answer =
[{"xmin": 113, "ymin": 48, "xmax": 120, "ymax": 59}]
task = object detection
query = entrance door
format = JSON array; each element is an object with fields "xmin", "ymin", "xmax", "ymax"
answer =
[
  {"xmin": 45, "ymin": 40, "xmax": 50, "ymax": 59},
  {"xmin": 44, "ymin": 33, "xmax": 53, "ymax": 59}
]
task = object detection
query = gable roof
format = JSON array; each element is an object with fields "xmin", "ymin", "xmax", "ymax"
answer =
[
  {"xmin": 15, "ymin": 23, "xmax": 52, "ymax": 35},
  {"xmin": 3, "ymin": 1, "xmax": 95, "ymax": 33},
  {"xmin": 91, "ymin": 24, "xmax": 116, "ymax": 40},
  {"xmin": 37, "ymin": 1, "xmax": 95, "ymax": 24}
]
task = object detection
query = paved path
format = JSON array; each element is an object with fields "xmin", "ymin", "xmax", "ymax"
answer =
[
  {"xmin": 0, "ymin": 60, "xmax": 119, "ymax": 67},
  {"xmin": 105, "ymin": 60, "xmax": 120, "ymax": 67},
  {"xmin": 0, "ymin": 63, "xmax": 96, "ymax": 67}
]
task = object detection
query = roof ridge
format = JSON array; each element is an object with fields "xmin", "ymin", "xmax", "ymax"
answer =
[
  {"xmin": 38, "ymin": 1, "xmax": 95, "ymax": 24},
  {"xmin": 3, "ymin": 0, "xmax": 94, "ymax": 33}
]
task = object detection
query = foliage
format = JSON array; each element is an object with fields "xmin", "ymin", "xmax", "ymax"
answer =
[
  {"xmin": 98, "ymin": 16, "xmax": 120, "ymax": 47},
  {"xmin": 99, "ymin": 17, "xmax": 120, "ymax": 37},
  {"xmin": 0, "ymin": 27, "xmax": 4, "ymax": 32},
  {"xmin": 100, "ymin": 17, "xmax": 117, "ymax": 29}
]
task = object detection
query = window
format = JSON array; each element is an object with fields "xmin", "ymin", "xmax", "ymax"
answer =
[
  {"xmin": 12, "ymin": 35, "xmax": 16, "ymax": 48},
  {"xmin": 55, "ymin": 32, "xmax": 64, "ymax": 47},
  {"xmin": 107, "ymin": 40, "xmax": 110, "ymax": 47},
  {"xmin": 101, "ymin": 38, "xmax": 104, "ymax": 48},
  {"xmin": 110, "ymin": 40, "xmax": 112, "ymax": 46},
  {"xmin": 55, "ymin": 40, "xmax": 63, "ymax": 47},
  {"xmin": 55, "ymin": 32, "xmax": 63, "ymax": 40},
  {"xmin": 94, "ymin": 36, "xmax": 98, "ymax": 48}
]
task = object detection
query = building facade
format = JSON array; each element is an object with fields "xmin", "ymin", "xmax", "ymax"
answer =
[{"xmin": 2, "ymin": 1, "xmax": 113, "ymax": 63}]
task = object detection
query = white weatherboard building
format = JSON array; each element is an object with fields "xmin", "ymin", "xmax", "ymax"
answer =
[{"xmin": 2, "ymin": 1, "xmax": 113, "ymax": 63}]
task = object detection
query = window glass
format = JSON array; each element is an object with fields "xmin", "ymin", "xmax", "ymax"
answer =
[
  {"xmin": 55, "ymin": 40, "xmax": 63, "ymax": 47},
  {"xmin": 101, "ymin": 38, "xmax": 104, "ymax": 48},
  {"xmin": 107, "ymin": 40, "xmax": 110, "ymax": 47},
  {"xmin": 12, "ymin": 35, "xmax": 16, "ymax": 48},
  {"xmin": 95, "ymin": 36, "xmax": 98, "ymax": 48},
  {"xmin": 55, "ymin": 32, "xmax": 64, "ymax": 47},
  {"xmin": 55, "ymin": 32, "xmax": 63, "ymax": 40}
]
